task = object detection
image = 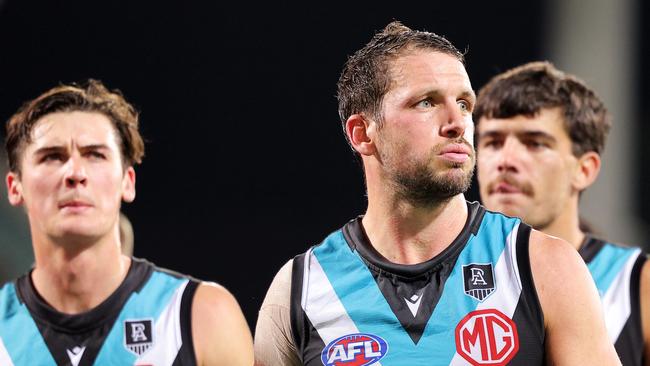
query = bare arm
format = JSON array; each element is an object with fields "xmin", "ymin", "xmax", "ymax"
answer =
[
  {"xmin": 192, "ymin": 282, "xmax": 254, "ymax": 366},
  {"xmin": 254, "ymin": 260, "xmax": 302, "ymax": 366},
  {"xmin": 529, "ymin": 230, "xmax": 621, "ymax": 366},
  {"xmin": 640, "ymin": 259, "xmax": 650, "ymax": 366}
]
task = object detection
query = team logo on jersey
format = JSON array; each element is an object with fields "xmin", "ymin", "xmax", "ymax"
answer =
[
  {"xmin": 455, "ymin": 309, "xmax": 519, "ymax": 366},
  {"xmin": 320, "ymin": 333, "xmax": 388, "ymax": 366},
  {"xmin": 462, "ymin": 263, "xmax": 496, "ymax": 301},
  {"xmin": 124, "ymin": 319, "xmax": 154, "ymax": 356}
]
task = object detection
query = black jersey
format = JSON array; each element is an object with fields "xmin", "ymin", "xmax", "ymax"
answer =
[
  {"xmin": 289, "ymin": 202, "xmax": 545, "ymax": 366},
  {"xmin": 579, "ymin": 236, "xmax": 647, "ymax": 366},
  {"xmin": 0, "ymin": 258, "xmax": 198, "ymax": 366}
]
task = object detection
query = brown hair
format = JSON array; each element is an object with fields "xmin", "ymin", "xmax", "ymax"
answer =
[
  {"xmin": 474, "ymin": 61, "xmax": 610, "ymax": 156},
  {"xmin": 336, "ymin": 21, "xmax": 465, "ymax": 141},
  {"xmin": 5, "ymin": 79, "xmax": 145, "ymax": 174}
]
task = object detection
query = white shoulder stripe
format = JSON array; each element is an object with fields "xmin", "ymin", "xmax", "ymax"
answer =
[
  {"xmin": 475, "ymin": 222, "xmax": 522, "ymax": 315},
  {"xmin": 603, "ymin": 249, "xmax": 641, "ymax": 342},
  {"xmin": 302, "ymin": 251, "xmax": 384, "ymax": 365},
  {"xmin": 0, "ymin": 337, "xmax": 15, "ymax": 366},
  {"xmin": 449, "ymin": 222, "xmax": 523, "ymax": 365},
  {"xmin": 302, "ymin": 252, "xmax": 360, "ymax": 342},
  {"xmin": 136, "ymin": 280, "xmax": 189, "ymax": 364}
]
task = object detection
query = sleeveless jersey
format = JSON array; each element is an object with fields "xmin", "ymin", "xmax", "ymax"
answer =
[
  {"xmin": 0, "ymin": 258, "xmax": 199, "ymax": 366},
  {"xmin": 289, "ymin": 202, "xmax": 545, "ymax": 366},
  {"xmin": 579, "ymin": 237, "xmax": 647, "ymax": 366}
]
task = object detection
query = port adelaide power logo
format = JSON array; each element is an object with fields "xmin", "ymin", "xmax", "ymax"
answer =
[
  {"xmin": 320, "ymin": 333, "xmax": 388, "ymax": 366},
  {"xmin": 462, "ymin": 263, "xmax": 496, "ymax": 301},
  {"xmin": 124, "ymin": 319, "xmax": 154, "ymax": 356}
]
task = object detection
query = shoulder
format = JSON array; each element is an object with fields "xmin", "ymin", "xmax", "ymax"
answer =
[
  {"xmin": 260, "ymin": 259, "xmax": 294, "ymax": 310},
  {"xmin": 193, "ymin": 282, "xmax": 243, "ymax": 319},
  {"xmin": 192, "ymin": 282, "xmax": 253, "ymax": 366},
  {"xmin": 528, "ymin": 230, "xmax": 621, "ymax": 364},
  {"xmin": 638, "ymin": 257, "xmax": 650, "ymax": 349},
  {"xmin": 255, "ymin": 259, "xmax": 302, "ymax": 366},
  {"xmin": 527, "ymin": 230, "xmax": 599, "ymax": 316},
  {"xmin": 529, "ymin": 230, "xmax": 585, "ymax": 274}
]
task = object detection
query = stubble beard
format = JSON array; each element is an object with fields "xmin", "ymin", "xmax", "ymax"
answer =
[{"xmin": 385, "ymin": 146, "xmax": 475, "ymax": 208}]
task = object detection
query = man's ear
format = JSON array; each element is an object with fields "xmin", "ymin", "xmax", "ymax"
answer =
[
  {"xmin": 6, "ymin": 171, "xmax": 24, "ymax": 206},
  {"xmin": 573, "ymin": 151, "xmax": 601, "ymax": 192},
  {"xmin": 121, "ymin": 167, "xmax": 136, "ymax": 203},
  {"xmin": 345, "ymin": 114, "xmax": 376, "ymax": 156}
]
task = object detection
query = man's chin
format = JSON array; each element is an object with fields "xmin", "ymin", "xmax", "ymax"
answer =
[
  {"xmin": 485, "ymin": 198, "xmax": 529, "ymax": 218},
  {"xmin": 49, "ymin": 226, "xmax": 104, "ymax": 247}
]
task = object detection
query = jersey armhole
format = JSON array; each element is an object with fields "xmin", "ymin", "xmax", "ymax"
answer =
[
  {"xmin": 516, "ymin": 224, "xmax": 545, "ymax": 342},
  {"xmin": 629, "ymin": 253, "xmax": 646, "ymax": 339},
  {"xmin": 290, "ymin": 252, "xmax": 308, "ymax": 363},
  {"xmin": 175, "ymin": 279, "xmax": 200, "ymax": 366}
]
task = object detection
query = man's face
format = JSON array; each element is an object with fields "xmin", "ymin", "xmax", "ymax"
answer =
[
  {"xmin": 6, "ymin": 111, "xmax": 135, "ymax": 244},
  {"xmin": 374, "ymin": 50, "xmax": 476, "ymax": 205},
  {"xmin": 477, "ymin": 108, "xmax": 579, "ymax": 229}
]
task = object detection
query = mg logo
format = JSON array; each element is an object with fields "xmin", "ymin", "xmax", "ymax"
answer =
[{"xmin": 455, "ymin": 309, "xmax": 519, "ymax": 366}]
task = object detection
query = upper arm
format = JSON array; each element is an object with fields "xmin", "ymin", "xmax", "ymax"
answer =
[
  {"xmin": 192, "ymin": 282, "xmax": 254, "ymax": 366},
  {"xmin": 639, "ymin": 258, "xmax": 650, "ymax": 366},
  {"xmin": 529, "ymin": 230, "xmax": 621, "ymax": 366},
  {"xmin": 254, "ymin": 259, "xmax": 301, "ymax": 366}
]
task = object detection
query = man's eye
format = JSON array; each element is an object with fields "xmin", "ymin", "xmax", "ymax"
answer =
[
  {"xmin": 87, "ymin": 151, "xmax": 106, "ymax": 159},
  {"xmin": 481, "ymin": 140, "xmax": 502, "ymax": 149},
  {"xmin": 41, "ymin": 153, "xmax": 64, "ymax": 162},
  {"xmin": 525, "ymin": 140, "xmax": 547, "ymax": 149},
  {"xmin": 458, "ymin": 100, "xmax": 470, "ymax": 112},
  {"xmin": 416, "ymin": 99, "xmax": 432, "ymax": 108}
]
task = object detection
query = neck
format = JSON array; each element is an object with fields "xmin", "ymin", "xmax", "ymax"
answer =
[
  {"xmin": 31, "ymin": 229, "xmax": 130, "ymax": 314},
  {"xmin": 362, "ymin": 190, "xmax": 468, "ymax": 265},
  {"xmin": 538, "ymin": 197, "xmax": 585, "ymax": 250}
]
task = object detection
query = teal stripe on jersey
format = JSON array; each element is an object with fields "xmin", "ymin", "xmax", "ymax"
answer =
[
  {"xmin": 313, "ymin": 231, "xmax": 417, "ymax": 364},
  {"xmin": 313, "ymin": 212, "xmax": 519, "ymax": 365},
  {"xmin": 416, "ymin": 212, "xmax": 519, "ymax": 364},
  {"xmin": 92, "ymin": 271, "xmax": 186, "ymax": 365},
  {"xmin": 0, "ymin": 284, "xmax": 56, "ymax": 366},
  {"xmin": 588, "ymin": 243, "xmax": 636, "ymax": 297}
]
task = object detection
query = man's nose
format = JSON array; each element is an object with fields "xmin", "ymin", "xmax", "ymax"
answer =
[
  {"xmin": 440, "ymin": 101, "xmax": 469, "ymax": 139},
  {"xmin": 497, "ymin": 138, "xmax": 521, "ymax": 173},
  {"xmin": 64, "ymin": 155, "xmax": 88, "ymax": 188}
]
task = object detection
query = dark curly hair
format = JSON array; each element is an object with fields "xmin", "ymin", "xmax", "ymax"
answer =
[{"xmin": 474, "ymin": 61, "xmax": 610, "ymax": 156}]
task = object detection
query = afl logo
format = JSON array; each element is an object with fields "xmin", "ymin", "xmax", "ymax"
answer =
[
  {"xmin": 455, "ymin": 309, "xmax": 519, "ymax": 366},
  {"xmin": 320, "ymin": 333, "xmax": 388, "ymax": 366}
]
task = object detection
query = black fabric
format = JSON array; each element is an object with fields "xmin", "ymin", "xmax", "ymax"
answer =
[
  {"xmin": 13, "ymin": 257, "xmax": 199, "ymax": 366},
  {"xmin": 15, "ymin": 258, "xmax": 153, "ymax": 366},
  {"xmin": 172, "ymin": 279, "xmax": 200, "ymax": 366},
  {"xmin": 578, "ymin": 236, "xmax": 607, "ymax": 263},
  {"xmin": 614, "ymin": 253, "xmax": 646, "ymax": 366},
  {"xmin": 341, "ymin": 201, "xmax": 485, "ymax": 344},
  {"xmin": 290, "ymin": 252, "xmax": 308, "ymax": 364},
  {"xmin": 509, "ymin": 223, "xmax": 545, "ymax": 365},
  {"xmin": 290, "ymin": 202, "xmax": 545, "ymax": 365},
  {"xmin": 290, "ymin": 253, "xmax": 328, "ymax": 366},
  {"xmin": 579, "ymin": 237, "xmax": 647, "ymax": 366},
  {"xmin": 300, "ymin": 316, "xmax": 328, "ymax": 366}
]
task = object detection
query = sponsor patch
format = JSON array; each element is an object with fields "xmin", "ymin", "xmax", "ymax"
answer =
[
  {"xmin": 455, "ymin": 309, "xmax": 519, "ymax": 366},
  {"xmin": 320, "ymin": 333, "xmax": 388, "ymax": 366},
  {"xmin": 462, "ymin": 263, "xmax": 496, "ymax": 301},
  {"xmin": 124, "ymin": 319, "xmax": 154, "ymax": 356}
]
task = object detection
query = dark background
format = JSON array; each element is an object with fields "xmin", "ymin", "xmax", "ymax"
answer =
[{"xmin": 0, "ymin": 0, "xmax": 645, "ymax": 330}]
